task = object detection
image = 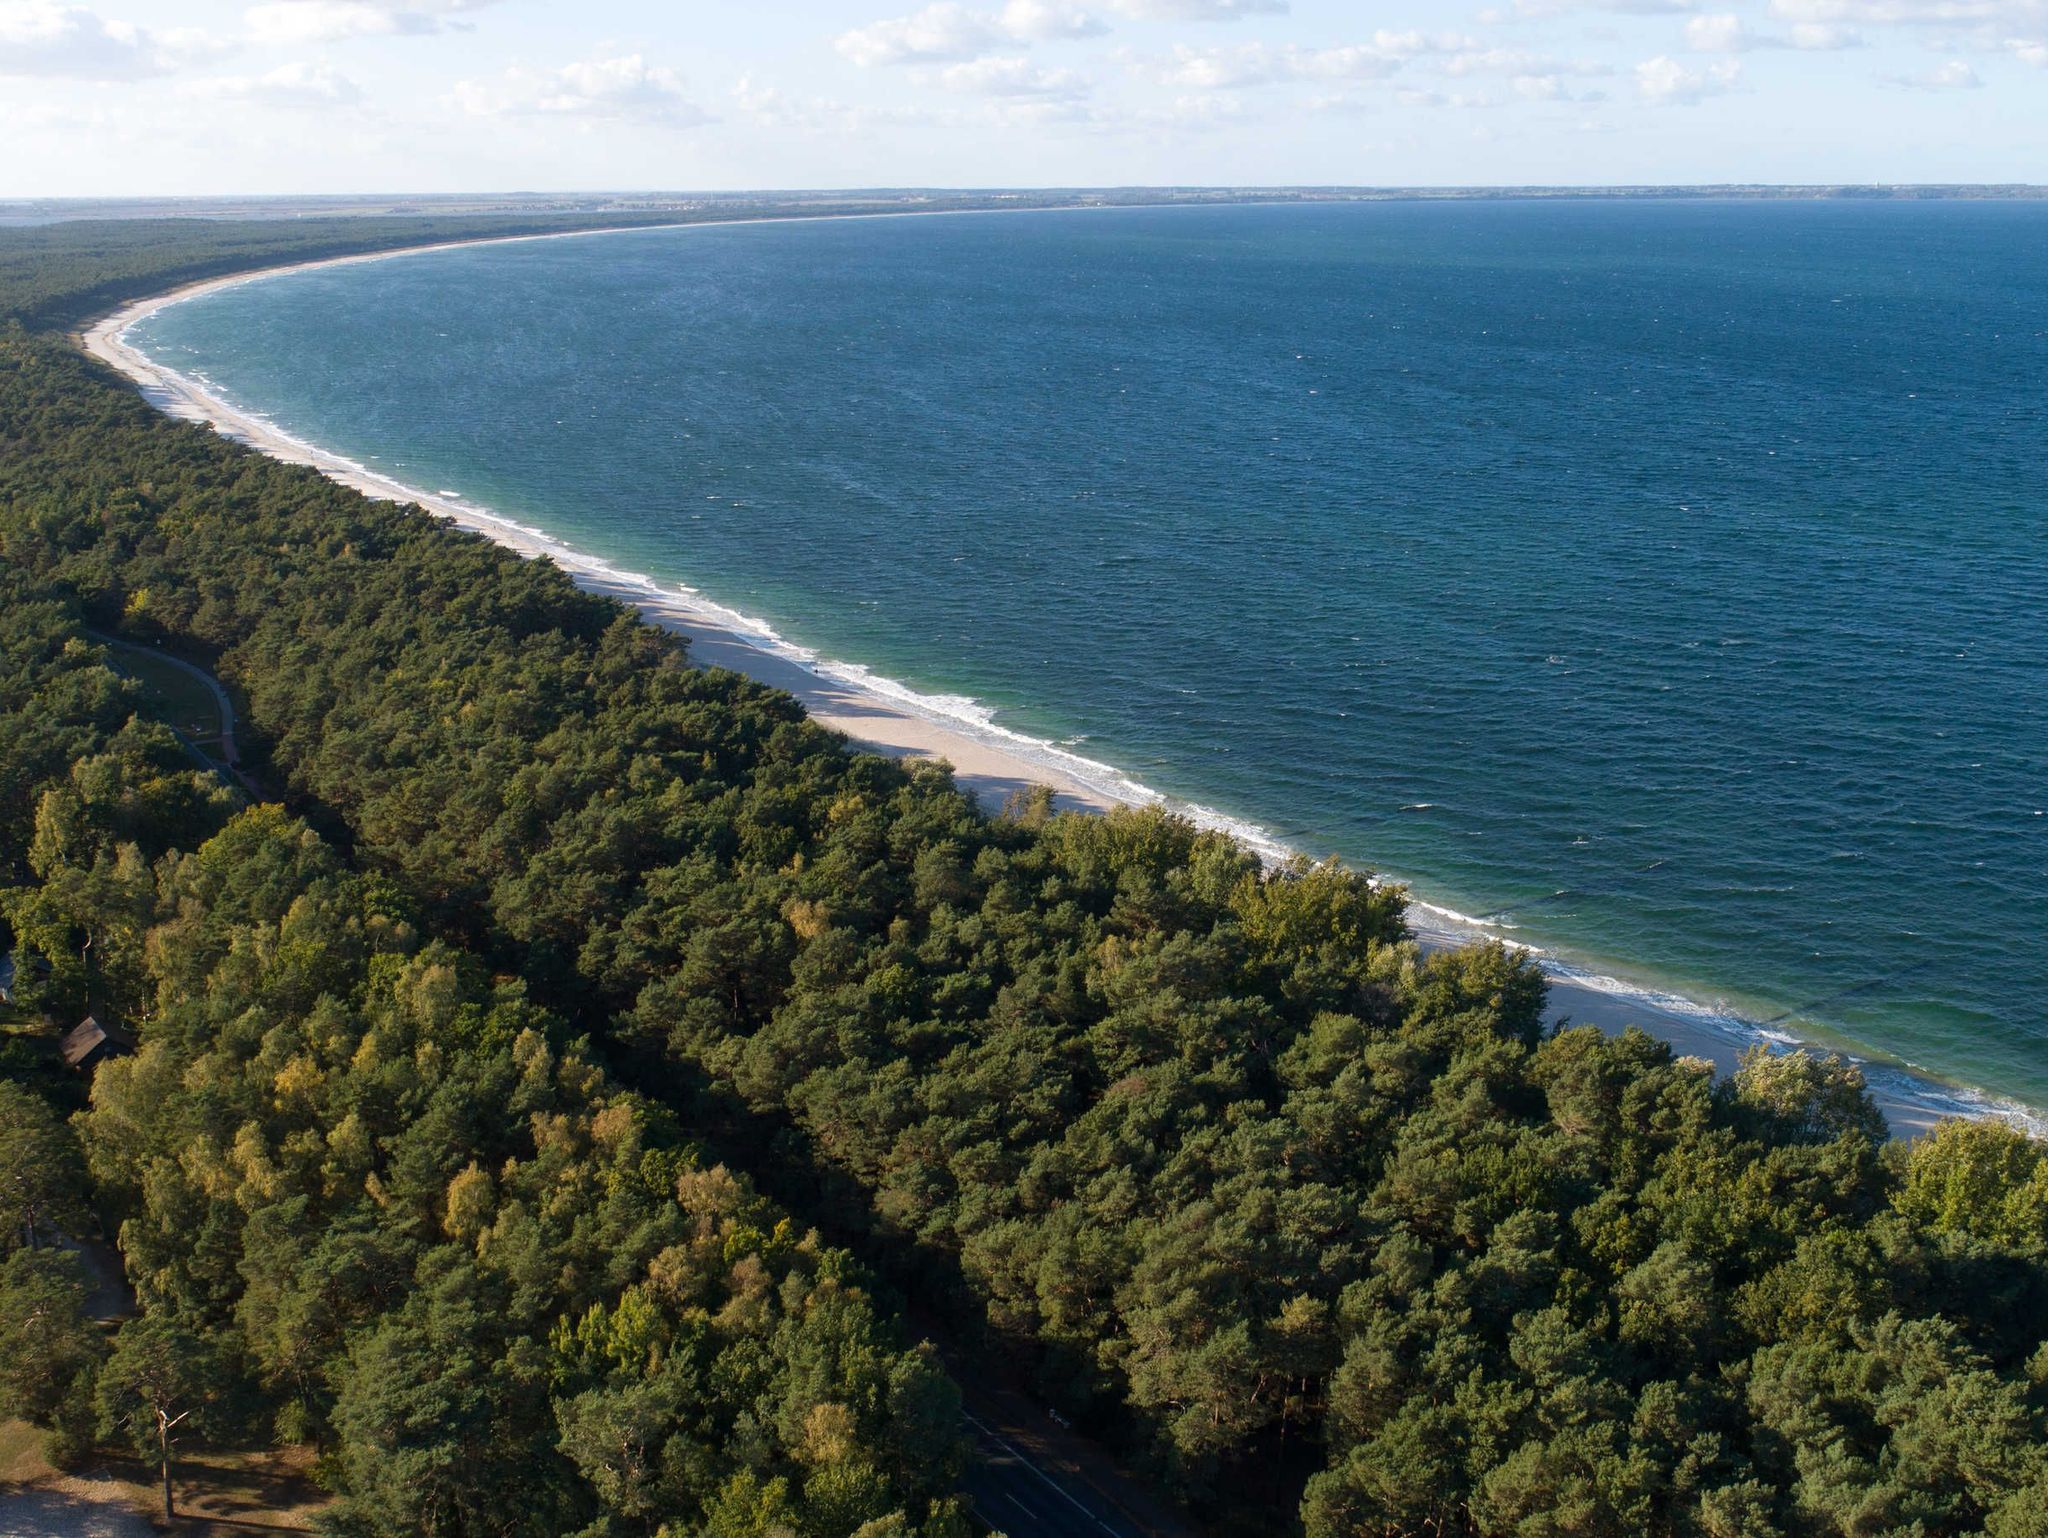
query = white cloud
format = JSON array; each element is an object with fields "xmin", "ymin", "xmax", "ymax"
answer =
[
  {"xmin": 1149, "ymin": 26, "xmax": 1484, "ymax": 85},
  {"xmin": 982, "ymin": 96, "xmax": 1097, "ymax": 125},
  {"xmin": 1274, "ymin": 41, "xmax": 1414, "ymax": 78},
  {"xmin": 1125, "ymin": 89, "xmax": 1256, "ymax": 125},
  {"xmin": 1882, "ymin": 56, "xmax": 1982, "ymax": 84},
  {"xmin": 246, "ymin": 2, "xmax": 410, "ymax": 43},
  {"xmin": 1, "ymin": 95, "xmax": 125, "ymax": 133},
  {"xmin": 1370, "ymin": 28, "xmax": 1487, "ymax": 55},
  {"xmin": 187, "ymin": 59, "xmax": 363, "ymax": 105},
  {"xmin": 1106, "ymin": 0, "xmax": 1287, "ymax": 16},
  {"xmin": 730, "ymin": 74, "xmax": 930, "ymax": 131},
  {"xmin": 244, "ymin": 0, "xmax": 500, "ymax": 46},
  {"xmin": 1768, "ymin": 0, "xmax": 1982, "ymax": 15},
  {"xmin": 1788, "ymin": 20, "xmax": 1863, "ymax": 44},
  {"xmin": 1150, "ymin": 40, "xmax": 1410, "ymax": 86},
  {"xmin": 938, "ymin": 52, "xmax": 1089, "ymax": 93},
  {"xmin": 834, "ymin": 0, "xmax": 1282, "ymax": 63},
  {"xmin": 1768, "ymin": 0, "xmax": 2046, "ymax": 26},
  {"xmin": 1513, "ymin": 70, "xmax": 1608, "ymax": 97},
  {"xmin": 2008, "ymin": 35, "xmax": 2048, "ymax": 61},
  {"xmin": 1634, "ymin": 52, "xmax": 1742, "ymax": 99},
  {"xmin": 1443, "ymin": 46, "xmax": 1611, "ymax": 75},
  {"xmin": 452, "ymin": 53, "xmax": 712, "ymax": 125},
  {"xmin": 1302, "ymin": 86, "xmax": 1377, "ymax": 113},
  {"xmin": 1687, "ymin": 11, "xmax": 1867, "ymax": 46},
  {"xmin": 998, "ymin": 0, "xmax": 1109, "ymax": 40},
  {"xmin": 0, "ymin": 1, "xmax": 172, "ymax": 78},
  {"xmin": 1397, "ymin": 86, "xmax": 1503, "ymax": 107},
  {"xmin": 1685, "ymin": 12, "xmax": 1754, "ymax": 47},
  {"xmin": 836, "ymin": 3, "xmax": 1000, "ymax": 65},
  {"xmin": 1496, "ymin": 0, "xmax": 1708, "ymax": 15}
]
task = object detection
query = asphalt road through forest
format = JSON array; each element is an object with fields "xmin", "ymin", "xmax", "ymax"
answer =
[
  {"xmin": 947, "ymin": 1366, "xmax": 1201, "ymax": 1538},
  {"xmin": 963, "ymin": 1410, "xmax": 1152, "ymax": 1538}
]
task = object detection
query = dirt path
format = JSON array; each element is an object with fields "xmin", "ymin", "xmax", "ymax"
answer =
[{"xmin": 55, "ymin": 1230, "xmax": 134, "ymax": 1322}]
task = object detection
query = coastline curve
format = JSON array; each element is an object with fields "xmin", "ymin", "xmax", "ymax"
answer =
[{"xmin": 78, "ymin": 220, "xmax": 2041, "ymax": 1139}]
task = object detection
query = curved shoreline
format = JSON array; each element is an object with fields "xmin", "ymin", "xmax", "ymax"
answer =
[{"xmin": 79, "ymin": 223, "xmax": 2033, "ymax": 1138}]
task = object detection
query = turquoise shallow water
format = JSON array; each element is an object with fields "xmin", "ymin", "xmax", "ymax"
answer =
[{"xmin": 131, "ymin": 201, "xmax": 2048, "ymax": 1113}]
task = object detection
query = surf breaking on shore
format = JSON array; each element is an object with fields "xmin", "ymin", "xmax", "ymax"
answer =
[{"xmin": 79, "ymin": 230, "xmax": 2040, "ymax": 1139}]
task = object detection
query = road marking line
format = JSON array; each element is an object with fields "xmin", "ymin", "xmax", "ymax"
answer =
[{"xmin": 965, "ymin": 1413, "xmax": 1128, "ymax": 1536}]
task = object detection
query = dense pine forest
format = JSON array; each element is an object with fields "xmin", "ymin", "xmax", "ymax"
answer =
[{"xmin": 2, "ymin": 221, "xmax": 2046, "ymax": 1537}]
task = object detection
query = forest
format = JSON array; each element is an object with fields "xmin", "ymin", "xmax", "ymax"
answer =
[{"xmin": 2, "ymin": 219, "xmax": 2046, "ymax": 1537}]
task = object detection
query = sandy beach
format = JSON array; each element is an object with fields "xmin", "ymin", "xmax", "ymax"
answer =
[
  {"xmin": 79, "ymin": 231, "xmax": 1999, "ymax": 1136},
  {"xmin": 80, "ymin": 239, "xmax": 1130, "ymax": 818}
]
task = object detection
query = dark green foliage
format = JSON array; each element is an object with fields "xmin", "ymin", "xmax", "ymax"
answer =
[
  {"xmin": 0, "ymin": 1248, "xmax": 104, "ymax": 1435},
  {"xmin": 0, "ymin": 1079, "xmax": 92, "ymax": 1252},
  {"xmin": 97, "ymin": 1310, "xmax": 224, "ymax": 1518},
  {"xmin": 0, "ymin": 222, "xmax": 2044, "ymax": 1537}
]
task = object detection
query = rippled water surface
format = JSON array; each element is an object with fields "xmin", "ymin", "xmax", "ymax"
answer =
[{"xmin": 132, "ymin": 201, "xmax": 2048, "ymax": 1108}]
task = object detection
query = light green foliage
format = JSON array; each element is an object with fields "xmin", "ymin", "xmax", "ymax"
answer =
[
  {"xmin": 1894, "ymin": 1118, "xmax": 2048, "ymax": 1253},
  {"xmin": 1731, "ymin": 1044, "xmax": 1890, "ymax": 1145}
]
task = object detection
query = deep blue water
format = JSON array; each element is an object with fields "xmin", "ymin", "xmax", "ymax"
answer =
[{"xmin": 131, "ymin": 201, "xmax": 2048, "ymax": 1111}]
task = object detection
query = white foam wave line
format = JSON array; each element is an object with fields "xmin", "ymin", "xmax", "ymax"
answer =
[
  {"xmin": 112, "ymin": 290, "xmax": 2042, "ymax": 1136},
  {"xmin": 1401, "ymin": 892, "xmax": 2045, "ymax": 1127}
]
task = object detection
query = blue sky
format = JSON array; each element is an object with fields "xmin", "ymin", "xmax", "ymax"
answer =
[{"xmin": 2, "ymin": 0, "xmax": 2043, "ymax": 195}]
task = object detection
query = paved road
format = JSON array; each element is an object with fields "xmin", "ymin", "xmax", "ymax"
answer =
[
  {"xmin": 144, "ymin": 646, "xmax": 243, "ymax": 770},
  {"xmin": 963, "ymin": 1411, "xmax": 1150, "ymax": 1538},
  {"xmin": 910, "ymin": 1305, "xmax": 1197, "ymax": 1538},
  {"xmin": 89, "ymin": 630, "xmax": 263, "ymax": 798},
  {"xmin": 118, "ymin": 640, "xmax": 243, "ymax": 769}
]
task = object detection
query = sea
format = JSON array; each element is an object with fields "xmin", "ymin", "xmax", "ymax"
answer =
[{"xmin": 125, "ymin": 200, "xmax": 2048, "ymax": 1118}]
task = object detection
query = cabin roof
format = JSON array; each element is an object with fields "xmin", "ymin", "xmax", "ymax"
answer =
[{"xmin": 60, "ymin": 1014, "xmax": 133, "ymax": 1069}]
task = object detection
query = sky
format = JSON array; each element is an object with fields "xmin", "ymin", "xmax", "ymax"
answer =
[{"xmin": 1, "ymin": 0, "xmax": 2044, "ymax": 195}]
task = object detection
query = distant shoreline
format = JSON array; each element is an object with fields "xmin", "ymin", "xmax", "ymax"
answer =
[
  {"xmin": 16, "ymin": 182, "xmax": 2048, "ymax": 225},
  {"xmin": 78, "ymin": 215, "xmax": 2035, "ymax": 1139}
]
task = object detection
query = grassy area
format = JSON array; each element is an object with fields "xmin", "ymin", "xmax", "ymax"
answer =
[
  {"xmin": 104, "ymin": 643, "xmax": 225, "ymax": 748},
  {"xmin": 0, "ymin": 1417, "xmax": 49, "ymax": 1482}
]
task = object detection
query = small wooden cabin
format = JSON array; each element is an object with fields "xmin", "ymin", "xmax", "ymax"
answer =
[{"xmin": 59, "ymin": 1015, "xmax": 134, "ymax": 1073}]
